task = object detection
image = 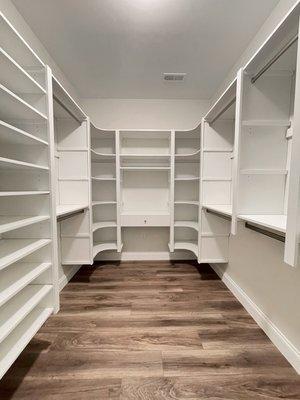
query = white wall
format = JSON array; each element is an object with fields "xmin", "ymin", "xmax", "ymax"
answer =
[{"xmin": 82, "ymin": 98, "xmax": 209, "ymax": 130}]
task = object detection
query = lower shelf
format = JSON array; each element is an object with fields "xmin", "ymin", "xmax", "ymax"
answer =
[
  {"xmin": 93, "ymin": 242, "xmax": 118, "ymax": 258},
  {"xmin": 174, "ymin": 241, "xmax": 198, "ymax": 258},
  {"xmin": 93, "ymin": 221, "xmax": 117, "ymax": 232},
  {"xmin": 0, "ymin": 306, "xmax": 53, "ymax": 380},
  {"xmin": 174, "ymin": 221, "xmax": 199, "ymax": 231}
]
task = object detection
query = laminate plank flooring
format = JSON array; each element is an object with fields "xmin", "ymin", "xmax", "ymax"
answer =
[{"xmin": 0, "ymin": 261, "xmax": 299, "ymax": 399}]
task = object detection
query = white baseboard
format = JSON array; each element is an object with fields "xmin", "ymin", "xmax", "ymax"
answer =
[
  {"xmin": 59, "ymin": 265, "xmax": 81, "ymax": 291},
  {"xmin": 95, "ymin": 251, "xmax": 195, "ymax": 261},
  {"xmin": 212, "ymin": 263, "xmax": 300, "ymax": 374}
]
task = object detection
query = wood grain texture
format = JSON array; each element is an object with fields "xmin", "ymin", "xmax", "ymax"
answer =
[{"xmin": 0, "ymin": 261, "xmax": 299, "ymax": 399}]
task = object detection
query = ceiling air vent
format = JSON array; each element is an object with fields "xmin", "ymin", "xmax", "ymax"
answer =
[{"xmin": 163, "ymin": 73, "xmax": 186, "ymax": 81}]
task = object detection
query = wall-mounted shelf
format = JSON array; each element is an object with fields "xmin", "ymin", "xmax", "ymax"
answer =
[
  {"xmin": 92, "ymin": 201, "xmax": 117, "ymax": 206},
  {"xmin": 93, "ymin": 242, "xmax": 118, "ymax": 257},
  {"xmin": 0, "ymin": 215, "xmax": 49, "ymax": 234},
  {"xmin": 175, "ymin": 201, "xmax": 199, "ymax": 206},
  {"xmin": 121, "ymin": 166, "xmax": 170, "ymax": 171},
  {"xmin": 0, "ymin": 156, "xmax": 48, "ymax": 171},
  {"xmin": 92, "ymin": 176, "xmax": 116, "ymax": 181},
  {"xmin": 240, "ymin": 169, "xmax": 288, "ymax": 175},
  {"xmin": 175, "ymin": 176, "xmax": 199, "ymax": 181},
  {"xmin": 174, "ymin": 221, "xmax": 199, "ymax": 231},
  {"xmin": 0, "ymin": 120, "xmax": 48, "ymax": 146},
  {"xmin": 203, "ymin": 204, "xmax": 232, "ymax": 217},
  {"xmin": 93, "ymin": 221, "xmax": 117, "ymax": 232},
  {"xmin": 56, "ymin": 204, "xmax": 88, "ymax": 218},
  {"xmin": 0, "ymin": 191, "xmax": 50, "ymax": 197},
  {"xmin": 238, "ymin": 214, "xmax": 286, "ymax": 234},
  {"xmin": 242, "ymin": 120, "xmax": 290, "ymax": 127},
  {"xmin": 174, "ymin": 241, "xmax": 198, "ymax": 257}
]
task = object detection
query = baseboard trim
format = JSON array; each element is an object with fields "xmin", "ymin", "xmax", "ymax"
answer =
[
  {"xmin": 95, "ymin": 251, "xmax": 196, "ymax": 261},
  {"xmin": 211, "ymin": 263, "xmax": 300, "ymax": 374},
  {"xmin": 59, "ymin": 266, "xmax": 81, "ymax": 291}
]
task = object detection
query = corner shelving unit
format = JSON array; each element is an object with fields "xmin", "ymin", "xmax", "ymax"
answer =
[{"xmin": 0, "ymin": 11, "xmax": 58, "ymax": 380}]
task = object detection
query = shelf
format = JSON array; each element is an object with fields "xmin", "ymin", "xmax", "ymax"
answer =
[
  {"xmin": 175, "ymin": 176, "xmax": 200, "ymax": 181},
  {"xmin": 0, "ymin": 120, "xmax": 48, "ymax": 146},
  {"xmin": 238, "ymin": 214, "xmax": 287, "ymax": 234},
  {"xmin": 0, "ymin": 215, "xmax": 49, "ymax": 234},
  {"xmin": 202, "ymin": 177, "xmax": 232, "ymax": 181},
  {"xmin": 121, "ymin": 154, "xmax": 170, "ymax": 159},
  {"xmin": 121, "ymin": 167, "xmax": 170, "ymax": 171},
  {"xmin": 0, "ymin": 84, "xmax": 47, "ymax": 121},
  {"xmin": 203, "ymin": 204, "xmax": 232, "ymax": 217},
  {"xmin": 175, "ymin": 201, "xmax": 199, "ymax": 206},
  {"xmin": 175, "ymin": 149, "xmax": 200, "ymax": 157},
  {"xmin": 203, "ymin": 148, "xmax": 233, "ymax": 153},
  {"xmin": 0, "ymin": 239, "xmax": 51, "ymax": 271},
  {"xmin": 93, "ymin": 242, "xmax": 118, "ymax": 257},
  {"xmin": 0, "ymin": 285, "xmax": 52, "ymax": 344},
  {"xmin": 0, "ymin": 306, "xmax": 52, "ymax": 380},
  {"xmin": 0, "ymin": 191, "xmax": 50, "ymax": 197},
  {"xmin": 242, "ymin": 120, "xmax": 290, "ymax": 127},
  {"xmin": 93, "ymin": 221, "xmax": 117, "ymax": 232},
  {"xmin": 56, "ymin": 204, "xmax": 88, "ymax": 218},
  {"xmin": 92, "ymin": 176, "xmax": 116, "ymax": 181},
  {"xmin": 0, "ymin": 262, "xmax": 51, "ymax": 307},
  {"xmin": 0, "ymin": 156, "xmax": 49, "ymax": 171},
  {"xmin": 174, "ymin": 221, "xmax": 199, "ymax": 231},
  {"xmin": 240, "ymin": 169, "xmax": 287, "ymax": 175},
  {"xmin": 174, "ymin": 241, "xmax": 198, "ymax": 257},
  {"xmin": 121, "ymin": 210, "xmax": 170, "ymax": 216},
  {"xmin": 91, "ymin": 149, "xmax": 116, "ymax": 162},
  {"xmin": 0, "ymin": 47, "xmax": 46, "ymax": 95},
  {"xmin": 92, "ymin": 201, "xmax": 117, "ymax": 206}
]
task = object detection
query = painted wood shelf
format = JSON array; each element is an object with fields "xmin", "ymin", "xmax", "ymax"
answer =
[
  {"xmin": 0, "ymin": 120, "xmax": 48, "ymax": 146},
  {"xmin": 0, "ymin": 238, "xmax": 51, "ymax": 272},
  {"xmin": 175, "ymin": 176, "xmax": 200, "ymax": 181},
  {"xmin": 121, "ymin": 166, "xmax": 171, "ymax": 171},
  {"xmin": 0, "ymin": 215, "xmax": 49, "ymax": 234},
  {"xmin": 175, "ymin": 201, "xmax": 199, "ymax": 206},
  {"xmin": 0, "ymin": 191, "xmax": 50, "ymax": 197},
  {"xmin": 174, "ymin": 221, "xmax": 199, "ymax": 231},
  {"xmin": 93, "ymin": 242, "xmax": 118, "ymax": 257},
  {"xmin": 238, "ymin": 214, "xmax": 287, "ymax": 234},
  {"xmin": 174, "ymin": 241, "xmax": 198, "ymax": 257},
  {"xmin": 0, "ymin": 84, "xmax": 47, "ymax": 121},
  {"xmin": 56, "ymin": 204, "xmax": 88, "ymax": 218},
  {"xmin": 0, "ymin": 306, "xmax": 53, "ymax": 380},
  {"xmin": 175, "ymin": 149, "xmax": 200, "ymax": 157},
  {"xmin": 203, "ymin": 148, "xmax": 233, "ymax": 153},
  {"xmin": 242, "ymin": 120, "xmax": 290, "ymax": 127},
  {"xmin": 92, "ymin": 201, "xmax": 117, "ymax": 206},
  {"xmin": 0, "ymin": 156, "xmax": 49, "ymax": 171},
  {"xmin": 93, "ymin": 221, "xmax": 117, "ymax": 232},
  {"xmin": 0, "ymin": 262, "xmax": 52, "ymax": 308},
  {"xmin": 0, "ymin": 285, "xmax": 52, "ymax": 344},
  {"xmin": 240, "ymin": 169, "xmax": 288, "ymax": 175},
  {"xmin": 0, "ymin": 47, "xmax": 46, "ymax": 95},
  {"xmin": 92, "ymin": 176, "xmax": 116, "ymax": 181},
  {"xmin": 203, "ymin": 204, "xmax": 233, "ymax": 217}
]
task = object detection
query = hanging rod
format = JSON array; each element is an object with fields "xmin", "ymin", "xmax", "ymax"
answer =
[
  {"xmin": 245, "ymin": 222, "xmax": 285, "ymax": 242},
  {"xmin": 251, "ymin": 34, "xmax": 298, "ymax": 84},
  {"xmin": 53, "ymin": 95, "xmax": 82, "ymax": 124},
  {"xmin": 206, "ymin": 208, "xmax": 232, "ymax": 221},
  {"xmin": 209, "ymin": 98, "xmax": 236, "ymax": 125},
  {"xmin": 57, "ymin": 209, "xmax": 85, "ymax": 222}
]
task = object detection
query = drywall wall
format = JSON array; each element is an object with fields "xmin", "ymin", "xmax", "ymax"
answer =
[
  {"xmin": 0, "ymin": 0, "xmax": 80, "ymax": 102},
  {"xmin": 82, "ymin": 98, "xmax": 209, "ymax": 130}
]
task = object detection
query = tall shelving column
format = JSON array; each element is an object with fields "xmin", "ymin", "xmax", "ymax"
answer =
[{"xmin": 0, "ymin": 12, "xmax": 58, "ymax": 379}]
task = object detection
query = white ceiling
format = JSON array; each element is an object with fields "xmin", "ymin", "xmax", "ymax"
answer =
[{"xmin": 12, "ymin": 0, "xmax": 280, "ymax": 99}]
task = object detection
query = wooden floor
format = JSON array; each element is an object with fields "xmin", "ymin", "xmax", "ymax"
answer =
[{"xmin": 0, "ymin": 261, "xmax": 300, "ymax": 399}]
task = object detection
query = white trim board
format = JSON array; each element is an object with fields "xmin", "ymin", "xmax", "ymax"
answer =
[
  {"xmin": 211, "ymin": 263, "xmax": 300, "ymax": 375},
  {"xmin": 95, "ymin": 251, "xmax": 195, "ymax": 262},
  {"xmin": 59, "ymin": 266, "xmax": 81, "ymax": 291}
]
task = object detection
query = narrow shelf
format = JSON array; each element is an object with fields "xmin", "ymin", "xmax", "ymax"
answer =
[
  {"xmin": 0, "ymin": 239, "xmax": 51, "ymax": 272},
  {"xmin": 175, "ymin": 176, "xmax": 200, "ymax": 181},
  {"xmin": 92, "ymin": 201, "xmax": 117, "ymax": 206},
  {"xmin": 92, "ymin": 176, "xmax": 116, "ymax": 181},
  {"xmin": 238, "ymin": 214, "xmax": 287, "ymax": 234},
  {"xmin": 56, "ymin": 204, "xmax": 88, "ymax": 218},
  {"xmin": 203, "ymin": 204, "xmax": 232, "ymax": 217},
  {"xmin": 121, "ymin": 154, "xmax": 170, "ymax": 158},
  {"xmin": 0, "ymin": 47, "xmax": 46, "ymax": 95},
  {"xmin": 93, "ymin": 221, "xmax": 117, "ymax": 232},
  {"xmin": 0, "ymin": 156, "xmax": 49, "ymax": 171},
  {"xmin": 174, "ymin": 221, "xmax": 199, "ymax": 231},
  {"xmin": 91, "ymin": 150, "xmax": 116, "ymax": 162},
  {"xmin": 0, "ymin": 215, "xmax": 49, "ymax": 234},
  {"xmin": 0, "ymin": 285, "xmax": 52, "ymax": 344},
  {"xmin": 240, "ymin": 169, "xmax": 287, "ymax": 175},
  {"xmin": 242, "ymin": 120, "xmax": 290, "ymax": 127},
  {"xmin": 0, "ymin": 120, "xmax": 48, "ymax": 146},
  {"xmin": 0, "ymin": 306, "xmax": 53, "ymax": 380},
  {"xmin": 174, "ymin": 241, "xmax": 198, "ymax": 257},
  {"xmin": 0, "ymin": 191, "xmax": 50, "ymax": 197},
  {"xmin": 202, "ymin": 177, "xmax": 232, "ymax": 181},
  {"xmin": 0, "ymin": 262, "xmax": 52, "ymax": 307},
  {"xmin": 175, "ymin": 149, "xmax": 200, "ymax": 157},
  {"xmin": 93, "ymin": 242, "xmax": 118, "ymax": 257},
  {"xmin": 175, "ymin": 201, "xmax": 199, "ymax": 206},
  {"xmin": 121, "ymin": 166, "xmax": 170, "ymax": 171},
  {"xmin": 203, "ymin": 148, "xmax": 233, "ymax": 153},
  {"xmin": 0, "ymin": 84, "xmax": 47, "ymax": 121},
  {"xmin": 91, "ymin": 149, "xmax": 115, "ymax": 157}
]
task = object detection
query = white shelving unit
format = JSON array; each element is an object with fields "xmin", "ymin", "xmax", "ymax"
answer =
[{"xmin": 0, "ymin": 12, "xmax": 58, "ymax": 380}]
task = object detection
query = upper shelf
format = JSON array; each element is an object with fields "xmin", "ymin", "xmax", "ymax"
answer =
[
  {"xmin": 203, "ymin": 204, "xmax": 233, "ymax": 217},
  {"xmin": 205, "ymin": 78, "xmax": 237, "ymax": 123},
  {"xmin": 0, "ymin": 157, "xmax": 49, "ymax": 171},
  {"xmin": 56, "ymin": 204, "xmax": 88, "ymax": 218},
  {"xmin": 0, "ymin": 215, "xmax": 49, "ymax": 235},
  {"xmin": 238, "ymin": 214, "xmax": 286, "ymax": 234},
  {"xmin": 0, "ymin": 120, "xmax": 48, "ymax": 146}
]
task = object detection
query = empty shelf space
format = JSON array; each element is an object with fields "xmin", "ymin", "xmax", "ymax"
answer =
[
  {"xmin": 174, "ymin": 221, "xmax": 199, "ymax": 231},
  {"xmin": 0, "ymin": 191, "xmax": 50, "ymax": 197},
  {"xmin": 0, "ymin": 284, "xmax": 52, "ymax": 344},
  {"xmin": 0, "ymin": 47, "xmax": 46, "ymax": 95},
  {"xmin": 174, "ymin": 241, "xmax": 198, "ymax": 257},
  {"xmin": 92, "ymin": 176, "xmax": 116, "ymax": 181},
  {"xmin": 92, "ymin": 201, "xmax": 117, "ymax": 207},
  {"xmin": 238, "ymin": 214, "xmax": 287, "ymax": 233},
  {"xmin": 203, "ymin": 204, "xmax": 233, "ymax": 217},
  {"xmin": 0, "ymin": 120, "xmax": 48, "ymax": 146},
  {"xmin": 0, "ymin": 306, "xmax": 53, "ymax": 380},
  {"xmin": 0, "ymin": 239, "xmax": 51, "ymax": 271},
  {"xmin": 56, "ymin": 204, "xmax": 88, "ymax": 218},
  {"xmin": 242, "ymin": 120, "xmax": 290, "ymax": 127},
  {"xmin": 0, "ymin": 215, "xmax": 49, "ymax": 234},
  {"xmin": 240, "ymin": 169, "xmax": 288, "ymax": 175},
  {"xmin": 93, "ymin": 242, "xmax": 117, "ymax": 257},
  {"xmin": 93, "ymin": 221, "xmax": 117, "ymax": 232},
  {"xmin": 0, "ymin": 156, "xmax": 49, "ymax": 171},
  {"xmin": 0, "ymin": 84, "xmax": 47, "ymax": 121},
  {"xmin": 0, "ymin": 262, "xmax": 52, "ymax": 307}
]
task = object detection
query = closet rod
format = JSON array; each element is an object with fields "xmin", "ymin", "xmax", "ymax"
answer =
[
  {"xmin": 251, "ymin": 34, "xmax": 298, "ymax": 84},
  {"xmin": 245, "ymin": 222, "xmax": 285, "ymax": 242},
  {"xmin": 209, "ymin": 98, "xmax": 236, "ymax": 125},
  {"xmin": 206, "ymin": 209, "xmax": 232, "ymax": 221},
  {"xmin": 53, "ymin": 95, "xmax": 82, "ymax": 124},
  {"xmin": 57, "ymin": 209, "xmax": 85, "ymax": 222}
]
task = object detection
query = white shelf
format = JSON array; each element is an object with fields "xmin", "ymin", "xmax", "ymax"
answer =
[
  {"xmin": 92, "ymin": 176, "xmax": 116, "ymax": 181},
  {"xmin": 0, "ymin": 47, "xmax": 46, "ymax": 95},
  {"xmin": 0, "ymin": 239, "xmax": 51, "ymax": 271},
  {"xmin": 242, "ymin": 120, "xmax": 290, "ymax": 127},
  {"xmin": 0, "ymin": 285, "xmax": 52, "ymax": 344},
  {"xmin": 240, "ymin": 169, "xmax": 287, "ymax": 175},
  {"xmin": 92, "ymin": 201, "xmax": 117, "ymax": 206},
  {"xmin": 174, "ymin": 221, "xmax": 199, "ymax": 231},
  {"xmin": 0, "ymin": 191, "xmax": 50, "ymax": 197},
  {"xmin": 56, "ymin": 204, "xmax": 88, "ymax": 218},
  {"xmin": 0, "ymin": 215, "xmax": 49, "ymax": 234},
  {"xmin": 0, "ymin": 156, "xmax": 49, "ymax": 171},
  {"xmin": 175, "ymin": 149, "xmax": 200, "ymax": 157},
  {"xmin": 93, "ymin": 221, "xmax": 117, "ymax": 232},
  {"xmin": 121, "ymin": 166, "xmax": 170, "ymax": 171},
  {"xmin": 0, "ymin": 83, "xmax": 47, "ymax": 121},
  {"xmin": 175, "ymin": 201, "xmax": 199, "ymax": 206},
  {"xmin": 91, "ymin": 149, "xmax": 115, "ymax": 157},
  {"xmin": 0, "ymin": 306, "xmax": 52, "ymax": 380},
  {"xmin": 203, "ymin": 148, "xmax": 233, "ymax": 153},
  {"xmin": 121, "ymin": 210, "xmax": 169, "ymax": 216},
  {"xmin": 175, "ymin": 176, "xmax": 200, "ymax": 181},
  {"xmin": 0, "ymin": 120, "xmax": 48, "ymax": 146},
  {"xmin": 93, "ymin": 242, "xmax": 118, "ymax": 257},
  {"xmin": 91, "ymin": 149, "xmax": 116, "ymax": 162},
  {"xmin": 0, "ymin": 262, "xmax": 51, "ymax": 307},
  {"xmin": 203, "ymin": 204, "xmax": 233, "ymax": 217},
  {"xmin": 174, "ymin": 241, "xmax": 198, "ymax": 257},
  {"xmin": 238, "ymin": 214, "xmax": 287, "ymax": 234}
]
